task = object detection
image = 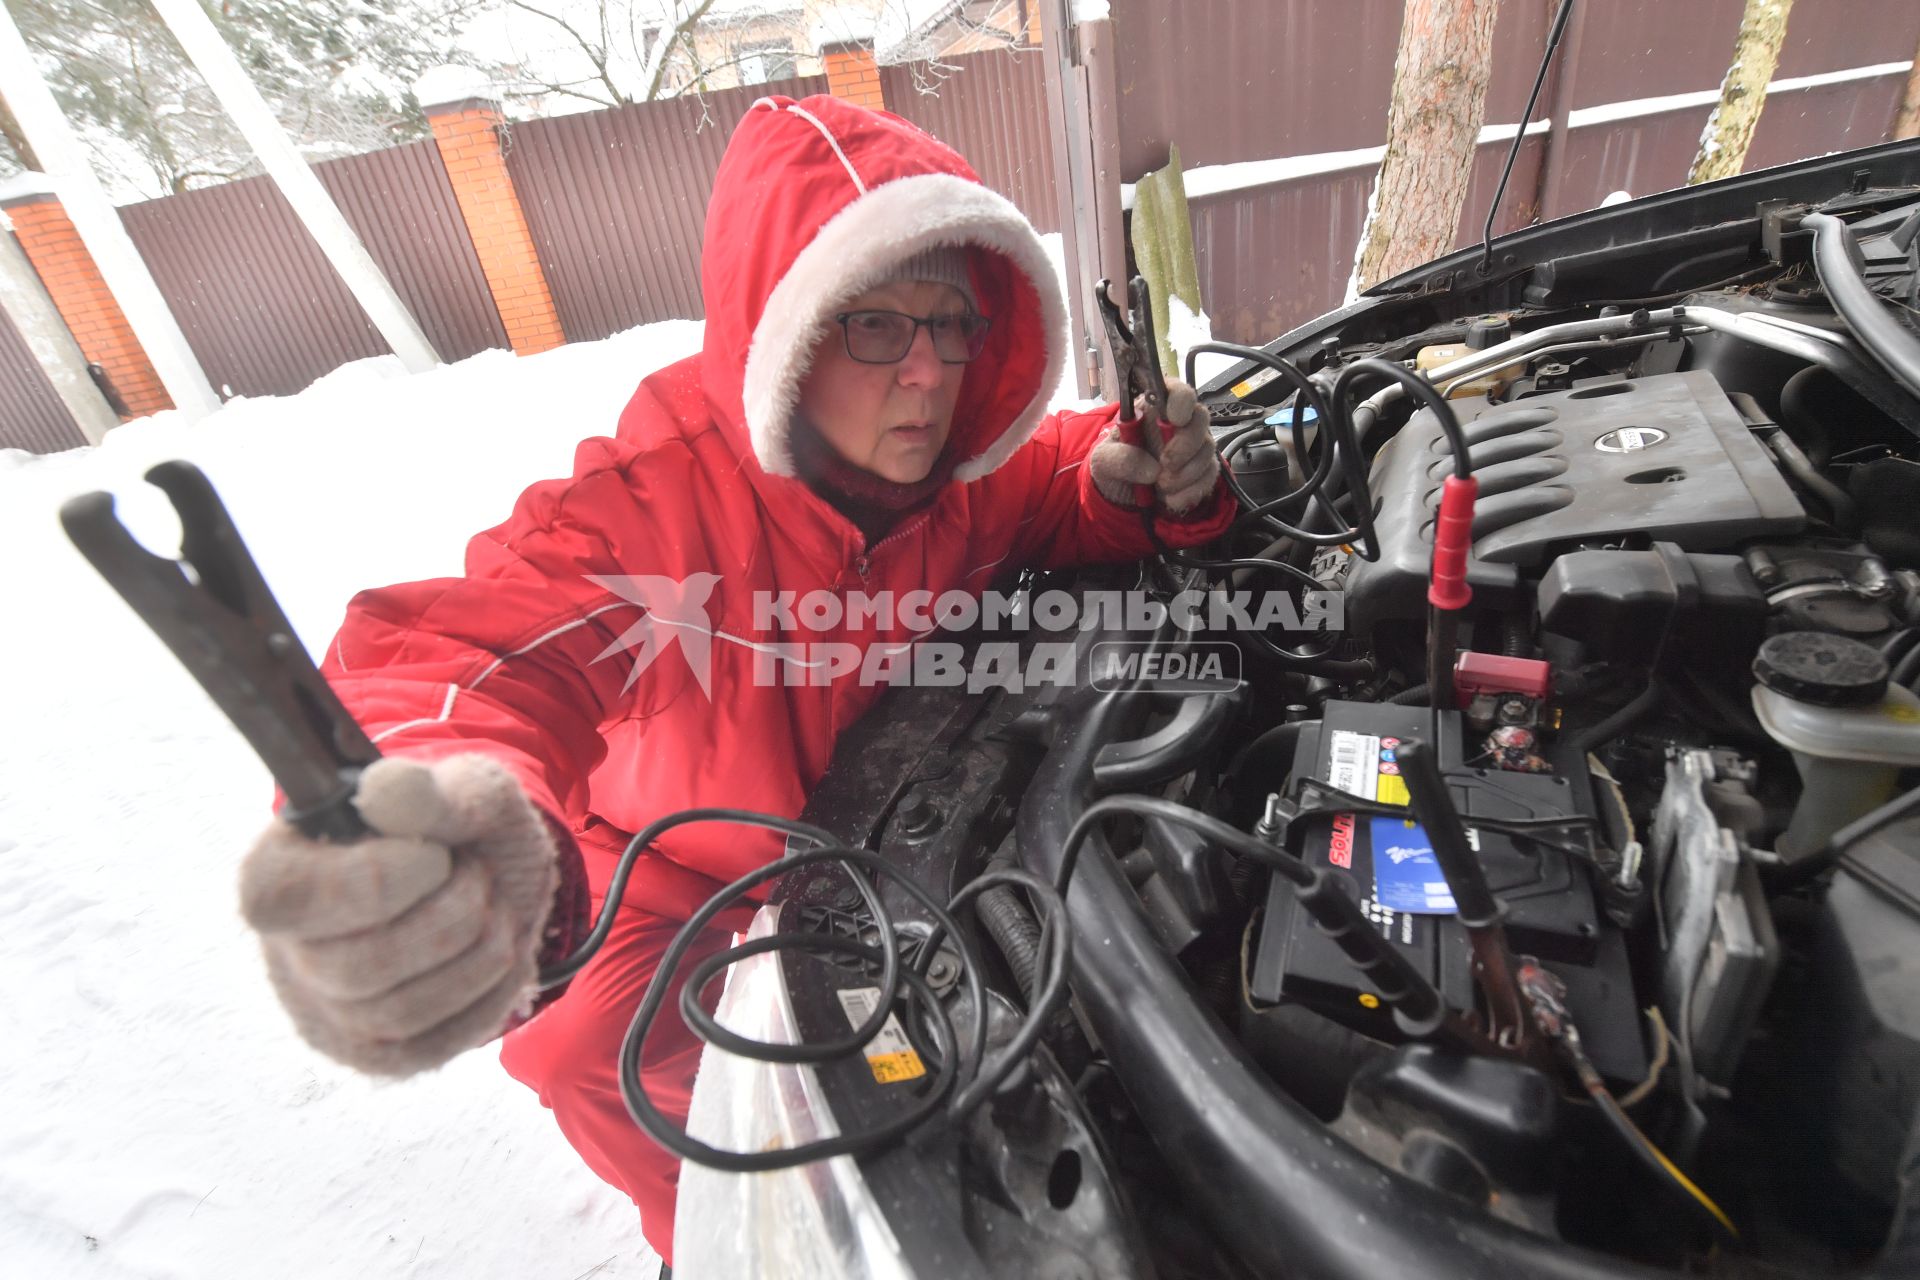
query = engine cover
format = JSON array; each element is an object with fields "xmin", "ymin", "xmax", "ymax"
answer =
[{"xmin": 1343, "ymin": 370, "xmax": 1804, "ymax": 632}]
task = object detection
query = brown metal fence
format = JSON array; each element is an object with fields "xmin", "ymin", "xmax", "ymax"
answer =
[
  {"xmin": 3, "ymin": 8, "xmax": 1913, "ymax": 450},
  {"xmin": 506, "ymin": 50, "xmax": 1060, "ymax": 345},
  {"xmin": 882, "ymin": 50, "xmax": 1060, "ymax": 232},
  {"xmin": 118, "ymin": 137, "xmax": 507, "ymax": 399},
  {"xmin": 0, "ymin": 277, "xmax": 85, "ymax": 453},
  {"xmin": 1111, "ymin": 0, "xmax": 1920, "ymax": 345},
  {"xmin": 503, "ymin": 76, "xmax": 829, "ymax": 344}
]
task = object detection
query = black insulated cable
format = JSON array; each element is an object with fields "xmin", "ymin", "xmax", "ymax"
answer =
[
  {"xmin": 1397, "ymin": 739, "xmax": 1529, "ymax": 1044},
  {"xmin": 1326, "ymin": 359, "xmax": 1474, "ymax": 714},
  {"xmin": 1183, "ymin": 342, "xmax": 1367, "ymax": 548},
  {"xmin": 534, "ymin": 807, "xmax": 1073, "ymax": 1173},
  {"xmin": 1055, "ymin": 793, "xmax": 1445, "ymax": 1037}
]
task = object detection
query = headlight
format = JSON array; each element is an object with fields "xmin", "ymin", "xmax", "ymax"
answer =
[{"xmin": 674, "ymin": 903, "xmax": 915, "ymax": 1280}]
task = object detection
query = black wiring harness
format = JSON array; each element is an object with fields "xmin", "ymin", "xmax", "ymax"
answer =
[
  {"xmin": 1156, "ymin": 344, "xmax": 1471, "ymax": 680},
  {"xmin": 528, "ymin": 757, "xmax": 1734, "ymax": 1244},
  {"xmin": 536, "ymin": 807, "xmax": 1071, "ymax": 1172},
  {"xmin": 532, "ymin": 764, "xmax": 1564, "ymax": 1172},
  {"xmin": 1181, "ymin": 344, "xmax": 1470, "ymax": 559}
]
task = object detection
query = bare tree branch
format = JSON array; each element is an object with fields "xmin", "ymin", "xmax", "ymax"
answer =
[
  {"xmin": 503, "ymin": 0, "xmax": 629, "ymax": 105},
  {"xmin": 642, "ymin": 1, "xmax": 720, "ymax": 102}
]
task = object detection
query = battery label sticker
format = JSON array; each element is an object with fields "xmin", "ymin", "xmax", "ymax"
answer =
[
  {"xmin": 1370, "ymin": 817, "xmax": 1459, "ymax": 913},
  {"xmin": 1375, "ymin": 737, "xmax": 1410, "ymax": 806},
  {"xmin": 1370, "ymin": 818, "xmax": 1482, "ymax": 913},
  {"xmin": 1326, "ymin": 730, "xmax": 1379, "ymax": 799},
  {"xmin": 836, "ymin": 987, "xmax": 927, "ymax": 1084}
]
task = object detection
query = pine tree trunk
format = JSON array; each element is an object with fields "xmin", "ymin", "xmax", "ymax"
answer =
[
  {"xmin": 1352, "ymin": 0, "xmax": 1502, "ymax": 293},
  {"xmin": 1893, "ymin": 31, "xmax": 1920, "ymax": 141},
  {"xmin": 1686, "ymin": 0, "xmax": 1795, "ymax": 185}
]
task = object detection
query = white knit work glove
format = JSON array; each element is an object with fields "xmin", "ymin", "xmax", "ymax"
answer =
[
  {"xmin": 238, "ymin": 754, "xmax": 560, "ymax": 1077},
  {"xmin": 1088, "ymin": 378, "xmax": 1222, "ymax": 515}
]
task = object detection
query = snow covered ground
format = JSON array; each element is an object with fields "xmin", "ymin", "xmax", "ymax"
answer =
[
  {"xmin": 0, "ymin": 323, "xmax": 712, "ymax": 1280},
  {"xmin": 0, "ymin": 232, "xmax": 1108, "ymax": 1278}
]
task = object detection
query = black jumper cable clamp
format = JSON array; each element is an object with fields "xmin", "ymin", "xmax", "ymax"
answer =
[
  {"xmin": 60, "ymin": 460, "xmax": 381, "ymax": 842},
  {"xmin": 1095, "ymin": 274, "xmax": 1172, "ymax": 510}
]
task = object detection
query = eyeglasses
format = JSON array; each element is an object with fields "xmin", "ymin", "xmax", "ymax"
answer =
[{"xmin": 832, "ymin": 309, "xmax": 993, "ymax": 365}]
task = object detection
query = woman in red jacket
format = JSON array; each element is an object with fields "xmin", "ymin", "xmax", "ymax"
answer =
[{"xmin": 237, "ymin": 94, "xmax": 1233, "ymax": 1266}]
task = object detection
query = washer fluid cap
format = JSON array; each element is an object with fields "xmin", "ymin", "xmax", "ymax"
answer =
[{"xmin": 1752, "ymin": 631, "xmax": 1890, "ymax": 708}]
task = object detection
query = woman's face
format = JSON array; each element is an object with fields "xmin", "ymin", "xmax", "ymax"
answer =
[{"xmin": 798, "ymin": 279, "xmax": 970, "ymax": 485}]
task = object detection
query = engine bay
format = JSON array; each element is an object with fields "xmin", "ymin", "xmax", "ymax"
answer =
[{"xmin": 704, "ymin": 164, "xmax": 1920, "ymax": 1279}]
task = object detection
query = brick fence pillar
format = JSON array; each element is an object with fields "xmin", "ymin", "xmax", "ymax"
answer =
[
  {"xmin": 419, "ymin": 85, "xmax": 564, "ymax": 356},
  {"xmin": 822, "ymin": 44, "xmax": 887, "ymax": 111},
  {"xmin": 3, "ymin": 186, "xmax": 172, "ymax": 420}
]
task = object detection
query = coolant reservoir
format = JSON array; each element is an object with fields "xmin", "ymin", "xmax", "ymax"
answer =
[
  {"xmin": 1751, "ymin": 632, "xmax": 1920, "ymax": 858},
  {"xmin": 1259, "ymin": 403, "xmax": 1317, "ymax": 482},
  {"xmin": 1416, "ymin": 343, "xmax": 1516, "ymax": 400}
]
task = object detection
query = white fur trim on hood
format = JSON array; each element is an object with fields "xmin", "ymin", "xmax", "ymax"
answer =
[{"xmin": 741, "ymin": 172, "xmax": 1067, "ymax": 482}]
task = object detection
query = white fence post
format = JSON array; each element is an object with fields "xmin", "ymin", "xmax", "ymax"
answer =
[
  {"xmin": 0, "ymin": 178, "xmax": 120, "ymax": 444},
  {"xmin": 148, "ymin": 0, "xmax": 443, "ymax": 374},
  {"xmin": 0, "ymin": 3, "xmax": 222, "ymax": 419}
]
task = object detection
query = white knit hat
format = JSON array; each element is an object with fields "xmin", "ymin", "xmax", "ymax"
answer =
[{"xmin": 879, "ymin": 244, "xmax": 977, "ymax": 310}]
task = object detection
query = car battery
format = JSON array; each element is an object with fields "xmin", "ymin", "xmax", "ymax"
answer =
[{"xmin": 1248, "ymin": 701, "xmax": 1647, "ymax": 1082}]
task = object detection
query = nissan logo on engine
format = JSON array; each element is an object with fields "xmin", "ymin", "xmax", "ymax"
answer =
[{"xmin": 1595, "ymin": 426, "xmax": 1668, "ymax": 453}]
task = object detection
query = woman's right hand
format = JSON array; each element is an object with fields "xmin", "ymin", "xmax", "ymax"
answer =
[{"xmin": 238, "ymin": 754, "xmax": 561, "ymax": 1076}]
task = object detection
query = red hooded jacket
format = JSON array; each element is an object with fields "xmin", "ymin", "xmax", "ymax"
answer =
[{"xmin": 319, "ymin": 95, "xmax": 1234, "ymax": 921}]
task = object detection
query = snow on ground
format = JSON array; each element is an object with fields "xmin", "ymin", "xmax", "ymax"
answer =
[
  {"xmin": 0, "ymin": 232, "xmax": 1089, "ymax": 1279},
  {"xmin": 0, "ymin": 322, "xmax": 704, "ymax": 1280}
]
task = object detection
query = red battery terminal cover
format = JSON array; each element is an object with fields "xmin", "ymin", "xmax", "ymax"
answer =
[{"xmin": 1452, "ymin": 652, "xmax": 1553, "ymax": 701}]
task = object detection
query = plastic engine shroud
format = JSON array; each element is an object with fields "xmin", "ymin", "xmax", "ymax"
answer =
[{"xmin": 1343, "ymin": 369, "xmax": 1805, "ymax": 633}]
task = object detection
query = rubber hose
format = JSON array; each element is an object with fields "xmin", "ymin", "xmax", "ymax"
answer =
[
  {"xmin": 976, "ymin": 882, "xmax": 1044, "ymax": 1002},
  {"xmin": 1231, "ymin": 534, "xmax": 1297, "ymax": 588},
  {"xmin": 1225, "ymin": 720, "xmax": 1308, "ymax": 784},
  {"xmin": 1893, "ymin": 642, "xmax": 1920, "ymax": 691},
  {"xmin": 1764, "ymin": 431, "xmax": 1858, "ymax": 532},
  {"xmin": 1778, "ymin": 365, "xmax": 1836, "ymax": 467},
  {"xmin": 1570, "ymin": 679, "xmax": 1663, "ymax": 757},
  {"xmin": 1388, "ymin": 684, "xmax": 1432, "ymax": 706},
  {"xmin": 1250, "ymin": 632, "xmax": 1376, "ymax": 680}
]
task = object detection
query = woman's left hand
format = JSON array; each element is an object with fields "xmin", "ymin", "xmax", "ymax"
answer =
[{"xmin": 1089, "ymin": 378, "xmax": 1221, "ymax": 514}]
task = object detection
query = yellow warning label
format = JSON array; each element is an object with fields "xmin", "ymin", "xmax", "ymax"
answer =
[
  {"xmin": 867, "ymin": 1051, "xmax": 927, "ymax": 1084},
  {"xmin": 1376, "ymin": 774, "xmax": 1411, "ymax": 807},
  {"xmin": 1886, "ymin": 704, "xmax": 1920, "ymax": 723},
  {"xmin": 836, "ymin": 986, "xmax": 929, "ymax": 1085}
]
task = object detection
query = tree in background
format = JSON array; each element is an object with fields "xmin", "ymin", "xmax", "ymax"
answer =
[
  {"xmin": 1350, "ymin": 0, "xmax": 1502, "ymax": 293},
  {"xmin": 479, "ymin": 1, "xmax": 909, "ymax": 112},
  {"xmin": 1888, "ymin": 25, "xmax": 1918, "ymax": 140},
  {"xmin": 478, "ymin": 0, "xmax": 723, "ymax": 109},
  {"xmin": 2, "ymin": 0, "xmax": 486, "ymax": 200},
  {"xmin": 876, "ymin": 0, "xmax": 1034, "ymax": 78},
  {"xmin": 1687, "ymin": 0, "xmax": 1795, "ymax": 185}
]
